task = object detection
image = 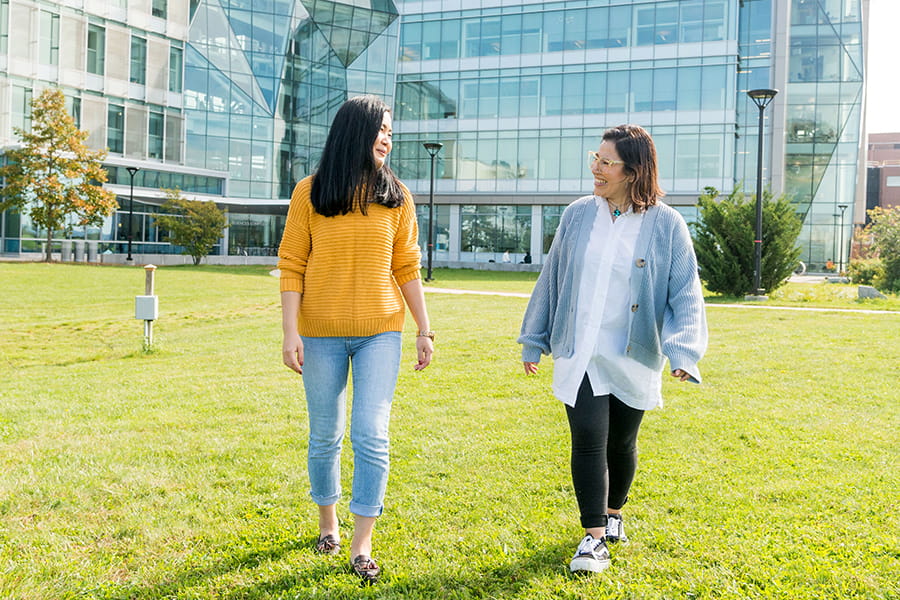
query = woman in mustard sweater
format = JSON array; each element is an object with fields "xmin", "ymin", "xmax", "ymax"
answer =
[{"xmin": 278, "ymin": 95, "xmax": 433, "ymax": 584}]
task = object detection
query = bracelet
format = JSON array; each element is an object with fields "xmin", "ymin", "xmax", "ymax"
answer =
[{"xmin": 416, "ymin": 330, "xmax": 435, "ymax": 341}]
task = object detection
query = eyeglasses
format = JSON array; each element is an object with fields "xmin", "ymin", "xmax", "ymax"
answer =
[{"xmin": 587, "ymin": 151, "xmax": 624, "ymax": 169}]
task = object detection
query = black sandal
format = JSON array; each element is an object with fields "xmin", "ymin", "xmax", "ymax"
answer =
[
  {"xmin": 350, "ymin": 554, "xmax": 380, "ymax": 584},
  {"xmin": 315, "ymin": 534, "xmax": 341, "ymax": 555}
]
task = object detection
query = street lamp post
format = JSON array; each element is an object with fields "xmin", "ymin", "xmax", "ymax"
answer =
[
  {"xmin": 126, "ymin": 166, "xmax": 139, "ymax": 262},
  {"xmin": 832, "ymin": 213, "xmax": 840, "ymax": 265},
  {"xmin": 838, "ymin": 203, "xmax": 849, "ymax": 273},
  {"xmin": 422, "ymin": 142, "xmax": 443, "ymax": 282},
  {"xmin": 746, "ymin": 88, "xmax": 778, "ymax": 298}
]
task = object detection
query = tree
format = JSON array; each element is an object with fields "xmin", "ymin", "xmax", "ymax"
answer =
[
  {"xmin": 692, "ymin": 186, "xmax": 802, "ymax": 297},
  {"xmin": 155, "ymin": 188, "xmax": 227, "ymax": 265},
  {"xmin": 864, "ymin": 205, "xmax": 900, "ymax": 292},
  {"xmin": 0, "ymin": 88, "xmax": 116, "ymax": 262}
]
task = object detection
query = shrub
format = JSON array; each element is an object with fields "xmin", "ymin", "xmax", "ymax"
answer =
[
  {"xmin": 847, "ymin": 259, "xmax": 884, "ymax": 286},
  {"xmin": 865, "ymin": 206, "xmax": 900, "ymax": 292},
  {"xmin": 692, "ymin": 186, "xmax": 802, "ymax": 297}
]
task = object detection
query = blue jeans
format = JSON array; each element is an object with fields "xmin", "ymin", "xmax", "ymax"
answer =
[{"xmin": 300, "ymin": 332, "xmax": 401, "ymax": 518}]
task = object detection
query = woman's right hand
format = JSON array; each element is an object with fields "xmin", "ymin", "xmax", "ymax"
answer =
[
  {"xmin": 283, "ymin": 333, "xmax": 304, "ymax": 374},
  {"xmin": 523, "ymin": 361, "xmax": 539, "ymax": 375}
]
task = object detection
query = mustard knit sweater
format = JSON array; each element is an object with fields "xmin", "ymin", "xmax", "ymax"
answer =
[{"xmin": 277, "ymin": 175, "xmax": 422, "ymax": 337}]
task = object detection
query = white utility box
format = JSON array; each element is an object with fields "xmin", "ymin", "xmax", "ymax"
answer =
[{"xmin": 135, "ymin": 295, "xmax": 159, "ymax": 320}]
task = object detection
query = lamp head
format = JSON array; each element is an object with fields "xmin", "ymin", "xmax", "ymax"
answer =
[
  {"xmin": 423, "ymin": 142, "xmax": 443, "ymax": 157},
  {"xmin": 126, "ymin": 166, "xmax": 140, "ymax": 176},
  {"xmin": 747, "ymin": 88, "xmax": 778, "ymax": 110}
]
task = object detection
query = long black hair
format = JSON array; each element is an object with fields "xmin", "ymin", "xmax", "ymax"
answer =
[
  {"xmin": 602, "ymin": 124, "xmax": 665, "ymax": 212},
  {"xmin": 311, "ymin": 95, "xmax": 405, "ymax": 217}
]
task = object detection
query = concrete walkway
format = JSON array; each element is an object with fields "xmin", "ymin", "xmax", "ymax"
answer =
[{"xmin": 422, "ymin": 286, "xmax": 898, "ymax": 316}]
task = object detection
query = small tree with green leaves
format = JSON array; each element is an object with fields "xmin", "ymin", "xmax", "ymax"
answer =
[
  {"xmin": 155, "ymin": 188, "xmax": 227, "ymax": 265},
  {"xmin": 865, "ymin": 205, "xmax": 900, "ymax": 292},
  {"xmin": 0, "ymin": 88, "xmax": 117, "ymax": 262},
  {"xmin": 692, "ymin": 186, "xmax": 803, "ymax": 297}
]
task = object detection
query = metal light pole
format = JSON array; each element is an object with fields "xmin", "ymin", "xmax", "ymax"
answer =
[
  {"xmin": 747, "ymin": 89, "xmax": 778, "ymax": 298},
  {"xmin": 126, "ymin": 166, "xmax": 139, "ymax": 262},
  {"xmin": 832, "ymin": 213, "xmax": 840, "ymax": 265},
  {"xmin": 422, "ymin": 142, "xmax": 443, "ymax": 282},
  {"xmin": 838, "ymin": 203, "xmax": 848, "ymax": 273}
]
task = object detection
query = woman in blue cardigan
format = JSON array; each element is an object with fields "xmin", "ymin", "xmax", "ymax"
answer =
[{"xmin": 519, "ymin": 124, "xmax": 708, "ymax": 575}]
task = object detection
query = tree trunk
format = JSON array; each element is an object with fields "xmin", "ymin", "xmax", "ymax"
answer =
[{"xmin": 45, "ymin": 229, "xmax": 53, "ymax": 262}]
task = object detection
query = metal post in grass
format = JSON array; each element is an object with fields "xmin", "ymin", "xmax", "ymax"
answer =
[
  {"xmin": 126, "ymin": 166, "xmax": 139, "ymax": 262},
  {"xmin": 135, "ymin": 264, "xmax": 158, "ymax": 349},
  {"xmin": 423, "ymin": 142, "xmax": 443, "ymax": 282},
  {"xmin": 838, "ymin": 203, "xmax": 849, "ymax": 273},
  {"xmin": 746, "ymin": 89, "xmax": 778, "ymax": 300}
]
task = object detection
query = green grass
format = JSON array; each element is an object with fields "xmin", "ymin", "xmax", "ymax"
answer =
[
  {"xmin": 420, "ymin": 267, "xmax": 900, "ymax": 310},
  {"xmin": 1, "ymin": 263, "xmax": 898, "ymax": 599}
]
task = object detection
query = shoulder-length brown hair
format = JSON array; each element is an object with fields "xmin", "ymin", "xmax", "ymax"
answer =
[{"xmin": 602, "ymin": 124, "xmax": 665, "ymax": 212}]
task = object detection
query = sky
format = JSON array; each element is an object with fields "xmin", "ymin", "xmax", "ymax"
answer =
[{"xmin": 865, "ymin": 0, "xmax": 900, "ymax": 133}]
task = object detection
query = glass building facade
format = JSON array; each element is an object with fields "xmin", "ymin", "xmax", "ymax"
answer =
[
  {"xmin": 1, "ymin": 0, "xmax": 867, "ymax": 270},
  {"xmin": 783, "ymin": 0, "xmax": 865, "ymax": 268},
  {"xmin": 393, "ymin": 0, "xmax": 867, "ymax": 270},
  {"xmin": 1, "ymin": 0, "xmax": 400, "ymax": 259}
]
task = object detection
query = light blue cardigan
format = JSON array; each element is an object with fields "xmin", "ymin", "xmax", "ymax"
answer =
[{"xmin": 518, "ymin": 196, "xmax": 708, "ymax": 383}]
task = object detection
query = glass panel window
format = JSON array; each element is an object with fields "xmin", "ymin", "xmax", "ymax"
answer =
[
  {"xmin": 1, "ymin": 0, "xmax": 9, "ymax": 55},
  {"xmin": 40, "ymin": 11, "xmax": 60, "ymax": 65},
  {"xmin": 519, "ymin": 77, "xmax": 539, "ymax": 117},
  {"xmin": 422, "ymin": 20, "xmax": 441, "ymax": 59},
  {"xmin": 606, "ymin": 71, "xmax": 629, "ymax": 112},
  {"xmin": 698, "ymin": 134, "xmax": 723, "ymax": 178},
  {"xmin": 461, "ymin": 205, "xmax": 531, "ymax": 255},
  {"xmin": 65, "ymin": 96, "xmax": 82, "ymax": 128},
  {"xmin": 108, "ymin": 103, "xmax": 124, "ymax": 153},
  {"xmin": 632, "ymin": 70, "xmax": 653, "ymax": 111},
  {"xmin": 542, "ymin": 205, "xmax": 564, "ymax": 253},
  {"xmin": 608, "ymin": 5, "xmax": 632, "ymax": 47},
  {"xmin": 87, "ymin": 24, "xmax": 105, "ymax": 75},
  {"xmin": 500, "ymin": 14, "xmax": 522, "ymax": 55},
  {"xmin": 520, "ymin": 13, "xmax": 542, "ymax": 53},
  {"xmin": 169, "ymin": 45, "xmax": 183, "ymax": 92},
  {"xmin": 701, "ymin": 65, "xmax": 728, "ymax": 110},
  {"xmin": 653, "ymin": 68, "xmax": 677, "ymax": 111},
  {"xmin": 677, "ymin": 66, "xmax": 702, "ymax": 111},
  {"xmin": 441, "ymin": 19, "xmax": 459, "ymax": 59},
  {"xmin": 479, "ymin": 17, "xmax": 501, "ymax": 56},
  {"xmin": 149, "ymin": 110, "xmax": 164, "ymax": 159},
  {"xmin": 586, "ymin": 7, "xmax": 610, "ymax": 48},
  {"xmin": 400, "ymin": 21, "xmax": 421, "ymax": 61},
  {"xmin": 131, "ymin": 35, "xmax": 147, "ymax": 84},
  {"xmin": 462, "ymin": 18, "xmax": 480, "ymax": 57},
  {"xmin": 544, "ymin": 11, "xmax": 565, "ymax": 52},
  {"xmin": 415, "ymin": 204, "xmax": 451, "ymax": 252},
  {"xmin": 152, "ymin": 0, "xmax": 167, "ymax": 19},
  {"xmin": 12, "ymin": 86, "xmax": 33, "ymax": 132},
  {"xmin": 584, "ymin": 72, "xmax": 607, "ymax": 113}
]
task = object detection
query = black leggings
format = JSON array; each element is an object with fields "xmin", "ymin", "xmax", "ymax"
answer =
[{"xmin": 565, "ymin": 374, "xmax": 645, "ymax": 529}]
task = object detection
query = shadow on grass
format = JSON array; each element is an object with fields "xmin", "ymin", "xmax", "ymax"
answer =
[
  {"xmin": 95, "ymin": 538, "xmax": 575, "ymax": 599},
  {"xmin": 94, "ymin": 535, "xmax": 327, "ymax": 599},
  {"xmin": 220, "ymin": 542, "xmax": 575, "ymax": 600}
]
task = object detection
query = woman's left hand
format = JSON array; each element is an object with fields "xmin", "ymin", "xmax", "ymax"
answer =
[
  {"xmin": 414, "ymin": 336, "xmax": 433, "ymax": 371},
  {"xmin": 671, "ymin": 369, "xmax": 693, "ymax": 382}
]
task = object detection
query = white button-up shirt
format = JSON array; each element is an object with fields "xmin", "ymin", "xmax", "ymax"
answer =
[{"xmin": 552, "ymin": 196, "xmax": 662, "ymax": 410}]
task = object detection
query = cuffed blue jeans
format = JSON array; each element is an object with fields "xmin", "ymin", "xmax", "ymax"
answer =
[{"xmin": 300, "ymin": 332, "xmax": 401, "ymax": 518}]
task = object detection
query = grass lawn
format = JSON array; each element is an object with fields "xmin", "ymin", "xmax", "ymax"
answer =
[{"xmin": 1, "ymin": 263, "xmax": 898, "ymax": 599}]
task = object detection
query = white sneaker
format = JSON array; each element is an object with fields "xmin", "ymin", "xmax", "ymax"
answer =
[
  {"xmin": 569, "ymin": 534, "xmax": 611, "ymax": 573},
  {"xmin": 606, "ymin": 514, "xmax": 628, "ymax": 544}
]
